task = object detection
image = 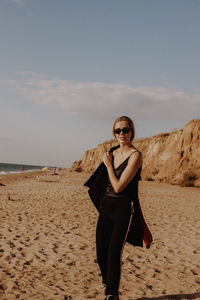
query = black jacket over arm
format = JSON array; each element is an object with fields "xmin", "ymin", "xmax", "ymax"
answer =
[{"xmin": 84, "ymin": 145, "xmax": 153, "ymax": 248}]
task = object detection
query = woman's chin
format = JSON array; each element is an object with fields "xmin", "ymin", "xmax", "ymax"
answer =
[{"xmin": 118, "ymin": 139, "xmax": 129, "ymax": 145}]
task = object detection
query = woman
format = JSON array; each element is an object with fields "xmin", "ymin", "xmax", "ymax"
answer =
[{"xmin": 84, "ymin": 116, "xmax": 152, "ymax": 300}]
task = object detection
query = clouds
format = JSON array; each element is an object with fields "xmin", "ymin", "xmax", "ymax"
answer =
[
  {"xmin": 2, "ymin": 72, "xmax": 200, "ymax": 121},
  {"xmin": 7, "ymin": 0, "xmax": 24, "ymax": 5}
]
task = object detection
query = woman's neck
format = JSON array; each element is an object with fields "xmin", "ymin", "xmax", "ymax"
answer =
[{"xmin": 118, "ymin": 143, "xmax": 132, "ymax": 155}]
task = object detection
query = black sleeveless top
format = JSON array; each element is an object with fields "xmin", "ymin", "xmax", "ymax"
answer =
[
  {"xmin": 100, "ymin": 152, "xmax": 142, "ymax": 221},
  {"xmin": 105, "ymin": 151, "xmax": 142, "ymax": 199}
]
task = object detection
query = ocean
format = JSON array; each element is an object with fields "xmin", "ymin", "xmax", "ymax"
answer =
[{"xmin": 0, "ymin": 162, "xmax": 45, "ymax": 175}]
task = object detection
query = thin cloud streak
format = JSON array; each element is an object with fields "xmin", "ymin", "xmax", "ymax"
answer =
[{"xmin": 2, "ymin": 73, "xmax": 200, "ymax": 121}]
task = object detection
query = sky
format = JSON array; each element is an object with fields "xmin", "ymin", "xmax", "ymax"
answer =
[{"xmin": 0, "ymin": 0, "xmax": 200, "ymax": 167}]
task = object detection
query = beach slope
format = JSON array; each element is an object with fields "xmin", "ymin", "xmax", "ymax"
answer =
[{"xmin": 0, "ymin": 170, "xmax": 200, "ymax": 299}]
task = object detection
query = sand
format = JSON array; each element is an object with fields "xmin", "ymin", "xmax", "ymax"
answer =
[{"xmin": 0, "ymin": 170, "xmax": 200, "ymax": 300}]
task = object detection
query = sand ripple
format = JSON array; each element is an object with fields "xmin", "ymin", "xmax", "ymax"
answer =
[{"xmin": 0, "ymin": 171, "xmax": 200, "ymax": 299}]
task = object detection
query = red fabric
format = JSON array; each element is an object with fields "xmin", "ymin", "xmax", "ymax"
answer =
[{"xmin": 138, "ymin": 201, "xmax": 153, "ymax": 248}]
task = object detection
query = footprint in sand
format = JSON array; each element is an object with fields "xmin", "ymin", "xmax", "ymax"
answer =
[{"xmin": 53, "ymin": 243, "xmax": 59, "ymax": 253}]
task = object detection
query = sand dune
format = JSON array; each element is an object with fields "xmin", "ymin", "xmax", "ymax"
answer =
[{"xmin": 0, "ymin": 170, "xmax": 200, "ymax": 299}]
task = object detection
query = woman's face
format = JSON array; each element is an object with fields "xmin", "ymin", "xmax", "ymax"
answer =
[{"xmin": 114, "ymin": 121, "xmax": 132, "ymax": 144}]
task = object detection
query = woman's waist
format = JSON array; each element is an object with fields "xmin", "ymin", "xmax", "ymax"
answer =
[
  {"xmin": 102, "ymin": 191, "xmax": 139, "ymax": 208},
  {"xmin": 104, "ymin": 187, "xmax": 138, "ymax": 199},
  {"xmin": 104, "ymin": 190, "xmax": 129, "ymax": 198},
  {"xmin": 100, "ymin": 194, "xmax": 134, "ymax": 214},
  {"xmin": 103, "ymin": 193, "xmax": 131, "ymax": 201}
]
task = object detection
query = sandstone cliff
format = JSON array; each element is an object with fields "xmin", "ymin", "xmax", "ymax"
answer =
[{"xmin": 72, "ymin": 119, "xmax": 200, "ymax": 187}]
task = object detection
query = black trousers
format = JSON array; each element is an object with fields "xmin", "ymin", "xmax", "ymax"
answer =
[{"xmin": 96, "ymin": 215, "xmax": 132, "ymax": 295}]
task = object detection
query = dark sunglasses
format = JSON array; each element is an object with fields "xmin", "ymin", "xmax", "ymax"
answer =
[{"xmin": 114, "ymin": 127, "xmax": 131, "ymax": 135}]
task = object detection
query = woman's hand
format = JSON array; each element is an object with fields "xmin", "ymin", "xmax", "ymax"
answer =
[
  {"xmin": 103, "ymin": 151, "xmax": 142, "ymax": 193},
  {"xmin": 102, "ymin": 151, "xmax": 113, "ymax": 168}
]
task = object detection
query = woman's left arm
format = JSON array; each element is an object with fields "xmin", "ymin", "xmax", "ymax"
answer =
[{"xmin": 103, "ymin": 151, "xmax": 142, "ymax": 193}]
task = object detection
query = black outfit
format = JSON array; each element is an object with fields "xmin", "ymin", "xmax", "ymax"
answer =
[
  {"xmin": 96, "ymin": 153, "xmax": 140, "ymax": 295},
  {"xmin": 84, "ymin": 145, "xmax": 153, "ymax": 296}
]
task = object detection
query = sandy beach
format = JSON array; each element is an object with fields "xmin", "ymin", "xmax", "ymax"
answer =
[{"xmin": 0, "ymin": 170, "xmax": 200, "ymax": 300}]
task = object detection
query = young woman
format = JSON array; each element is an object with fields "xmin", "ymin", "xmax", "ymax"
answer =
[{"xmin": 85, "ymin": 116, "xmax": 152, "ymax": 300}]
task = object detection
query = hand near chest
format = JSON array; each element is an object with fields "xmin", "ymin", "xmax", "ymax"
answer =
[
  {"xmin": 102, "ymin": 148, "xmax": 142, "ymax": 193},
  {"xmin": 102, "ymin": 151, "xmax": 113, "ymax": 168}
]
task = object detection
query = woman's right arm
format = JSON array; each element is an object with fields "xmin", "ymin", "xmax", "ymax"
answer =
[{"xmin": 103, "ymin": 151, "xmax": 142, "ymax": 193}]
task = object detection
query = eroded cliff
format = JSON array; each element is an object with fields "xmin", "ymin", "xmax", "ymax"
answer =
[{"xmin": 72, "ymin": 119, "xmax": 200, "ymax": 187}]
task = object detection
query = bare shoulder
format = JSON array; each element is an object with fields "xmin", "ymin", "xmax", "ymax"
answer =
[{"xmin": 129, "ymin": 149, "xmax": 143, "ymax": 166}]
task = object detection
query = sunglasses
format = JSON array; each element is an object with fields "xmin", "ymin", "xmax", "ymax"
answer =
[{"xmin": 114, "ymin": 127, "xmax": 131, "ymax": 135}]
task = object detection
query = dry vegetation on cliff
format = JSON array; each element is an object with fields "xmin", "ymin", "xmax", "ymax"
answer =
[{"xmin": 72, "ymin": 119, "xmax": 200, "ymax": 187}]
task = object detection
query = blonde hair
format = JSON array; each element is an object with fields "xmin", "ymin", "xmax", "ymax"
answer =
[{"xmin": 112, "ymin": 116, "xmax": 135, "ymax": 141}]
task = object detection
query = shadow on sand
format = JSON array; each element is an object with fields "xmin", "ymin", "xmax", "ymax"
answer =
[{"xmin": 136, "ymin": 292, "xmax": 200, "ymax": 300}]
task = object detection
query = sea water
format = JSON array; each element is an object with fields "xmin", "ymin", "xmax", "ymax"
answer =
[{"xmin": 0, "ymin": 162, "xmax": 44, "ymax": 175}]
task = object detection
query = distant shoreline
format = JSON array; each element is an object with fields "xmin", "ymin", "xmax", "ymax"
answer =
[
  {"xmin": 0, "ymin": 169, "xmax": 43, "ymax": 176},
  {"xmin": 0, "ymin": 162, "xmax": 45, "ymax": 176}
]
